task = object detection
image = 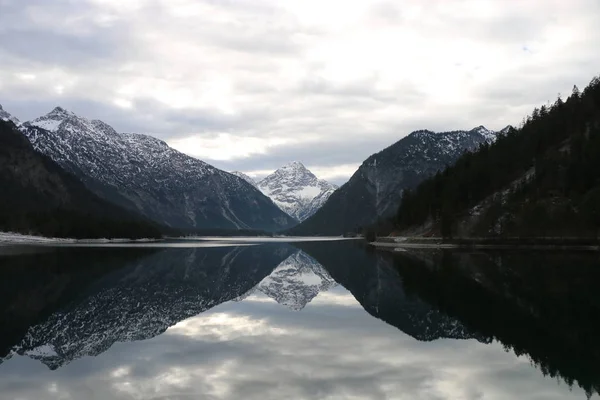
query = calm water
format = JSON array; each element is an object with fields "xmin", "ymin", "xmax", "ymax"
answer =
[{"xmin": 0, "ymin": 240, "xmax": 599, "ymax": 399}]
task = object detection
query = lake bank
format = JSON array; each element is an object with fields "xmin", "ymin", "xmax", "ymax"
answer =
[{"xmin": 372, "ymin": 236, "xmax": 600, "ymax": 251}]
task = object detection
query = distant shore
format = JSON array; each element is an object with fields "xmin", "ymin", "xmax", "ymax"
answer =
[
  {"xmin": 372, "ymin": 236, "xmax": 600, "ymax": 251},
  {"xmin": 0, "ymin": 232, "xmax": 162, "ymax": 245}
]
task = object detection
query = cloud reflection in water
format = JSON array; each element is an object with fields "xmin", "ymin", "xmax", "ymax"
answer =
[{"xmin": 0, "ymin": 286, "xmax": 594, "ymax": 400}]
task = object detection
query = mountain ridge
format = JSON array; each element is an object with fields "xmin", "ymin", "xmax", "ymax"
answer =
[
  {"xmin": 0, "ymin": 118, "xmax": 161, "ymax": 239},
  {"xmin": 290, "ymin": 125, "xmax": 502, "ymax": 235},
  {"xmin": 394, "ymin": 77, "xmax": 600, "ymax": 239},
  {"xmin": 18, "ymin": 106, "xmax": 296, "ymax": 232}
]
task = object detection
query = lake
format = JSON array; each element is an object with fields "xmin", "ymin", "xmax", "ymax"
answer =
[{"xmin": 0, "ymin": 239, "xmax": 599, "ymax": 399}]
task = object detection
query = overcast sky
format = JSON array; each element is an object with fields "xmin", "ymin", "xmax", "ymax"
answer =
[{"xmin": 1, "ymin": 0, "xmax": 599, "ymax": 184}]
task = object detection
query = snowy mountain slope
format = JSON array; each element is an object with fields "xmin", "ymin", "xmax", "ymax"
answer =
[
  {"xmin": 20, "ymin": 107, "xmax": 296, "ymax": 231},
  {"xmin": 256, "ymin": 162, "xmax": 338, "ymax": 221},
  {"xmin": 0, "ymin": 118, "xmax": 161, "ymax": 239},
  {"xmin": 0, "ymin": 104, "xmax": 19, "ymax": 126},
  {"xmin": 291, "ymin": 126, "xmax": 507, "ymax": 235},
  {"xmin": 256, "ymin": 250, "xmax": 337, "ymax": 310},
  {"xmin": 231, "ymin": 171, "xmax": 257, "ymax": 187}
]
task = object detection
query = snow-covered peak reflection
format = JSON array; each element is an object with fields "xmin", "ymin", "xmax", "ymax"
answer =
[{"xmin": 254, "ymin": 251, "xmax": 337, "ymax": 310}]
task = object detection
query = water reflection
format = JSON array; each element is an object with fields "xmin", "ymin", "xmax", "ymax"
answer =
[
  {"xmin": 387, "ymin": 248, "xmax": 600, "ymax": 398},
  {"xmin": 0, "ymin": 241, "xmax": 599, "ymax": 399}
]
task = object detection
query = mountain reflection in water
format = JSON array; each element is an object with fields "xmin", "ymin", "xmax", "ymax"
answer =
[{"xmin": 0, "ymin": 241, "xmax": 599, "ymax": 399}]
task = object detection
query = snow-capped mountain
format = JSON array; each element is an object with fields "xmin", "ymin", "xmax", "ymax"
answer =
[
  {"xmin": 256, "ymin": 251, "xmax": 337, "ymax": 310},
  {"xmin": 292, "ymin": 126, "xmax": 507, "ymax": 235},
  {"xmin": 20, "ymin": 107, "xmax": 296, "ymax": 231},
  {"xmin": 255, "ymin": 162, "xmax": 338, "ymax": 221},
  {"xmin": 0, "ymin": 118, "xmax": 160, "ymax": 238},
  {"xmin": 0, "ymin": 104, "xmax": 19, "ymax": 125}
]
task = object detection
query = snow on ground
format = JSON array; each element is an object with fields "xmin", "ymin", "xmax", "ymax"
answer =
[
  {"xmin": 29, "ymin": 119, "xmax": 63, "ymax": 132},
  {"xmin": 0, "ymin": 232, "xmax": 159, "ymax": 245},
  {"xmin": 0, "ymin": 232, "xmax": 76, "ymax": 244}
]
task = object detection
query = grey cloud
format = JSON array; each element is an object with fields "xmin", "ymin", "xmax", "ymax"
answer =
[
  {"xmin": 0, "ymin": 0, "xmax": 137, "ymax": 68},
  {"xmin": 1, "ymin": 0, "xmax": 600, "ymax": 183},
  {"xmin": 0, "ymin": 30, "xmax": 132, "ymax": 68}
]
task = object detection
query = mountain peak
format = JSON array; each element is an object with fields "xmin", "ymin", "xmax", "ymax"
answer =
[
  {"xmin": 275, "ymin": 161, "xmax": 314, "ymax": 179},
  {"xmin": 27, "ymin": 107, "xmax": 78, "ymax": 132},
  {"xmin": 0, "ymin": 104, "xmax": 20, "ymax": 125},
  {"xmin": 283, "ymin": 161, "xmax": 306, "ymax": 169},
  {"xmin": 257, "ymin": 162, "xmax": 337, "ymax": 221},
  {"xmin": 470, "ymin": 125, "xmax": 497, "ymax": 143},
  {"xmin": 47, "ymin": 106, "xmax": 75, "ymax": 118},
  {"xmin": 500, "ymin": 125, "xmax": 514, "ymax": 134}
]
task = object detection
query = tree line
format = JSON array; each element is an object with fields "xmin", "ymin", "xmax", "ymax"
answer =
[{"xmin": 395, "ymin": 75, "xmax": 600, "ymax": 239}]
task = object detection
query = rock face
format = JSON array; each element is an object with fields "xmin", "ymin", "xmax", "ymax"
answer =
[
  {"xmin": 291, "ymin": 126, "xmax": 504, "ymax": 235},
  {"xmin": 253, "ymin": 162, "xmax": 338, "ymax": 222},
  {"xmin": 20, "ymin": 107, "xmax": 296, "ymax": 231}
]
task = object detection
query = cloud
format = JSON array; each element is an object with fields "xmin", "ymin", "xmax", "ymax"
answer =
[{"xmin": 1, "ymin": 0, "xmax": 599, "ymax": 184}]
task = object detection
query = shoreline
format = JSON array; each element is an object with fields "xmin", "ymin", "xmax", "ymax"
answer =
[
  {"xmin": 372, "ymin": 237, "xmax": 600, "ymax": 252},
  {"xmin": 0, "ymin": 232, "xmax": 162, "ymax": 246}
]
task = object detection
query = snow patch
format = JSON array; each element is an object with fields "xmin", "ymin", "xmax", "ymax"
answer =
[
  {"xmin": 29, "ymin": 119, "xmax": 63, "ymax": 132},
  {"xmin": 0, "ymin": 232, "xmax": 76, "ymax": 244},
  {"xmin": 25, "ymin": 344, "xmax": 58, "ymax": 358}
]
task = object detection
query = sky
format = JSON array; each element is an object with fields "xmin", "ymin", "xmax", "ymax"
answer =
[{"xmin": 1, "ymin": 0, "xmax": 599, "ymax": 184}]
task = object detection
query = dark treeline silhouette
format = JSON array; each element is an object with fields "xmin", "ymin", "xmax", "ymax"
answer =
[
  {"xmin": 296, "ymin": 241, "xmax": 484, "ymax": 342},
  {"xmin": 0, "ymin": 247, "xmax": 158, "ymax": 358},
  {"xmin": 390, "ymin": 249, "xmax": 600, "ymax": 398},
  {"xmin": 396, "ymin": 75, "xmax": 600, "ymax": 238},
  {"xmin": 0, "ymin": 120, "xmax": 164, "ymax": 239}
]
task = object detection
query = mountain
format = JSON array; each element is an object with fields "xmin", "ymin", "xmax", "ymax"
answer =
[
  {"xmin": 231, "ymin": 171, "xmax": 257, "ymax": 187},
  {"xmin": 290, "ymin": 126, "xmax": 502, "ymax": 235},
  {"xmin": 395, "ymin": 77, "xmax": 600, "ymax": 238},
  {"xmin": 255, "ymin": 162, "xmax": 338, "ymax": 221},
  {"xmin": 0, "ymin": 104, "xmax": 19, "ymax": 126},
  {"xmin": 20, "ymin": 107, "xmax": 296, "ymax": 232},
  {"xmin": 0, "ymin": 118, "xmax": 161, "ymax": 239},
  {"xmin": 256, "ymin": 250, "xmax": 337, "ymax": 310}
]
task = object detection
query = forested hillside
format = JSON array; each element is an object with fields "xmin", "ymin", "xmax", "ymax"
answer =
[
  {"xmin": 290, "ymin": 126, "xmax": 499, "ymax": 236},
  {"xmin": 396, "ymin": 76, "xmax": 600, "ymax": 238},
  {"xmin": 0, "ymin": 120, "xmax": 163, "ymax": 239}
]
